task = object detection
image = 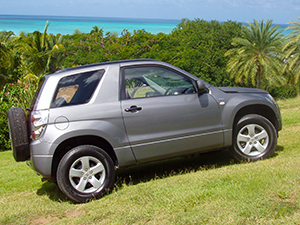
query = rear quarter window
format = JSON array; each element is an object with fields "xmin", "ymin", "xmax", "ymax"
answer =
[{"xmin": 51, "ymin": 69, "xmax": 104, "ymax": 108}]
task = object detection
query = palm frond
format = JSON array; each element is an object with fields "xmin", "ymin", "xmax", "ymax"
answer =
[{"xmin": 225, "ymin": 19, "xmax": 285, "ymax": 89}]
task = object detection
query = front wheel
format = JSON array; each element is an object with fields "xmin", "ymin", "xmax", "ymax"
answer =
[
  {"xmin": 57, "ymin": 145, "xmax": 115, "ymax": 203},
  {"xmin": 231, "ymin": 114, "xmax": 277, "ymax": 162}
]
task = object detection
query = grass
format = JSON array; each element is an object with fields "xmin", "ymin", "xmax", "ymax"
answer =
[{"xmin": 1, "ymin": 96, "xmax": 300, "ymax": 224}]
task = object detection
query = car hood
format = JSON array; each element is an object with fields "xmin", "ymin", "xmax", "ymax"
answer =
[{"xmin": 218, "ymin": 87, "xmax": 268, "ymax": 94}]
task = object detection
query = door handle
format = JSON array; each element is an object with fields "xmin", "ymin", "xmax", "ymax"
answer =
[{"xmin": 125, "ymin": 105, "xmax": 142, "ymax": 112}]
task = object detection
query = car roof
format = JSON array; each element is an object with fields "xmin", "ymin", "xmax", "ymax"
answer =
[
  {"xmin": 54, "ymin": 59, "xmax": 158, "ymax": 75},
  {"xmin": 45, "ymin": 59, "xmax": 204, "ymax": 85}
]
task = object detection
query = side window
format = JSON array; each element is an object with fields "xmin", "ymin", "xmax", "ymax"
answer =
[
  {"xmin": 51, "ymin": 69, "xmax": 105, "ymax": 108},
  {"xmin": 124, "ymin": 66, "xmax": 196, "ymax": 99}
]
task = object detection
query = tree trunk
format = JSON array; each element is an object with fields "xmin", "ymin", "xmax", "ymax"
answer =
[{"xmin": 257, "ymin": 65, "xmax": 261, "ymax": 89}]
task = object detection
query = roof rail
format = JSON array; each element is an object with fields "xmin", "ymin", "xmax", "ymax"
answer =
[{"xmin": 55, "ymin": 59, "xmax": 158, "ymax": 74}]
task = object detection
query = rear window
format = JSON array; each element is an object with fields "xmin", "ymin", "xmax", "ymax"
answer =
[
  {"xmin": 30, "ymin": 76, "xmax": 46, "ymax": 110},
  {"xmin": 51, "ymin": 69, "xmax": 104, "ymax": 108}
]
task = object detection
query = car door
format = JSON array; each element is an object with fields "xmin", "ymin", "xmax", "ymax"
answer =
[{"xmin": 120, "ymin": 65, "xmax": 223, "ymax": 163}]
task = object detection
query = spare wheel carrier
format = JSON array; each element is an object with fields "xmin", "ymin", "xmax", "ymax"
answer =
[{"xmin": 7, "ymin": 107, "xmax": 30, "ymax": 162}]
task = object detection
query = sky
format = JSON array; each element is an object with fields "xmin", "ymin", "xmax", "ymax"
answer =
[{"xmin": 0, "ymin": 0, "xmax": 299, "ymax": 24}]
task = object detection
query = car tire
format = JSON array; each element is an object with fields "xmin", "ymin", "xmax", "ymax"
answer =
[
  {"xmin": 7, "ymin": 107, "xmax": 30, "ymax": 162},
  {"xmin": 231, "ymin": 114, "xmax": 277, "ymax": 162},
  {"xmin": 57, "ymin": 145, "xmax": 115, "ymax": 203}
]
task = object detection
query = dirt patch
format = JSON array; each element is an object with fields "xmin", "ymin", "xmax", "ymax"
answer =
[
  {"xmin": 30, "ymin": 215, "xmax": 59, "ymax": 225},
  {"xmin": 29, "ymin": 210, "xmax": 85, "ymax": 224},
  {"xmin": 66, "ymin": 209, "xmax": 86, "ymax": 218}
]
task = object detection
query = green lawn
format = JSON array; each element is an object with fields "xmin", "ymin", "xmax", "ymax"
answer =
[{"xmin": 1, "ymin": 97, "xmax": 300, "ymax": 224}]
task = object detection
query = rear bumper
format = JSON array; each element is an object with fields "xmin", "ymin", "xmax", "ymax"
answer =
[
  {"xmin": 28, "ymin": 139, "xmax": 54, "ymax": 178},
  {"xmin": 28, "ymin": 154, "xmax": 53, "ymax": 178}
]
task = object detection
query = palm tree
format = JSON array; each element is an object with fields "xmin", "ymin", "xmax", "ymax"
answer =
[
  {"xmin": 0, "ymin": 31, "xmax": 14, "ymax": 55},
  {"xmin": 17, "ymin": 21, "xmax": 64, "ymax": 75},
  {"xmin": 225, "ymin": 19, "xmax": 285, "ymax": 89},
  {"xmin": 90, "ymin": 26, "xmax": 104, "ymax": 46},
  {"xmin": 283, "ymin": 17, "xmax": 300, "ymax": 85}
]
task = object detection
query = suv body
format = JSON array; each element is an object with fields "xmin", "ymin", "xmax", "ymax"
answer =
[{"xmin": 8, "ymin": 59, "xmax": 282, "ymax": 202}]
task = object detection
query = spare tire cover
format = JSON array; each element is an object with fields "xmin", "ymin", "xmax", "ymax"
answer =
[{"xmin": 7, "ymin": 107, "xmax": 30, "ymax": 162}]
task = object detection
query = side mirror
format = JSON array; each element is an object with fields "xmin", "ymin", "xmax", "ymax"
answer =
[{"xmin": 197, "ymin": 80, "xmax": 206, "ymax": 93}]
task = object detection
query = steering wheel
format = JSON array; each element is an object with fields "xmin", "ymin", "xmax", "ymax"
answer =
[{"xmin": 164, "ymin": 87, "xmax": 174, "ymax": 95}]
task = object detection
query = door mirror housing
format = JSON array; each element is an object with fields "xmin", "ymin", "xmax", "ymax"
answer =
[{"xmin": 196, "ymin": 80, "xmax": 206, "ymax": 93}]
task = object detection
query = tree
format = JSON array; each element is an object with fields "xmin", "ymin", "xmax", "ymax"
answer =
[
  {"xmin": 283, "ymin": 17, "xmax": 300, "ymax": 85},
  {"xmin": 170, "ymin": 19, "xmax": 242, "ymax": 87},
  {"xmin": 90, "ymin": 26, "xmax": 104, "ymax": 46},
  {"xmin": 0, "ymin": 31, "xmax": 12, "ymax": 88},
  {"xmin": 17, "ymin": 21, "xmax": 64, "ymax": 76},
  {"xmin": 0, "ymin": 31, "xmax": 20, "ymax": 89},
  {"xmin": 225, "ymin": 19, "xmax": 285, "ymax": 89}
]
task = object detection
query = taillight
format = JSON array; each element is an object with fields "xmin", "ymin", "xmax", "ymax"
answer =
[{"xmin": 30, "ymin": 110, "xmax": 49, "ymax": 140}]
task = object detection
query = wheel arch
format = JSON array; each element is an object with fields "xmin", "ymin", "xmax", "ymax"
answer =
[
  {"xmin": 233, "ymin": 104, "xmax": 279, "ymax": 133},
  {"xmin": 51, "ymin": 135, "xmax": 118, "ymax": 179}
]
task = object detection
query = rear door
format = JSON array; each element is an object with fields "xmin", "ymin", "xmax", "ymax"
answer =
[{"xmin": 120, "ymin": 65, "xmax": 223, "ymax": 163}]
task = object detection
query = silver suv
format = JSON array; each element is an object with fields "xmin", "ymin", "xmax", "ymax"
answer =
[{"xmin": 8, "ymin": 59, "xmax": 282, "ymax": 202}]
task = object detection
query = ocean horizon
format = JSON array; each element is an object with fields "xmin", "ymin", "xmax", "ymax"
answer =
[
  {"xmin": 0, "ymin": 14, "xmax": 181, "ymax": 35},
  {"xmin": 0, "ymin": 14, "xmax": 292, "ymax": 36}
]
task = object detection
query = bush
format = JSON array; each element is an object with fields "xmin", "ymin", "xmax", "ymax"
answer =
[
  {"xmin": 0, "ymin": 86, "xmax": 14, "ymax": 151},
  {"xmin": 0, "ymin": 75, "xmax": 39, "ymax": 151},
  {"xmin": 269, "ymin": 84, "xmax": 300, "ymax": 99}
]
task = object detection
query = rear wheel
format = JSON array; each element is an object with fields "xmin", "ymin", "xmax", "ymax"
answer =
[
  {"xmin": 57, "ymin": 145, "xmax": 115, "ymax": 203},
  {"xmin": 231, "ymin": 114, "xmax": 277, "ymax": 162}
]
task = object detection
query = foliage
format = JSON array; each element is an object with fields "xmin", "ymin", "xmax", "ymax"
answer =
[
  {"xmin": 268, "ymin": 83, "xmax": 300, "ymax": 99},
  {"xmin": 16, "ymin": 21, "xmax": 64, "ymax": 76},
  {"xmin": 0, "ymin": 22, "xmax": 62, "ymax": 151},
  {"xmin": 0, "ymin": 89, "xmax": 12, "ymax": 150},
  {"xmin": 0, "ymin": 31, "xmax": 22, "ymax": 89},
  {"xmin": 283, "ymin": 17, "xmax": 300, "ymax": 88},
  {"xmin": 60, "ymin": 19, "xmax": 242, "ymax": 87},
  {"xmin": 171, "ymin": 19, "xmax": 242, "ymax": 87},
  {"xmin": 59, "ymin": 28, "xmax": 168, "ymax": 67},
  {"xmin": 225, "ymin": 19, "xmax": 285, "ymax": 89},
  {"xmin": 0, "ymin": 75, "xmax": 40, "ymax": 151}
]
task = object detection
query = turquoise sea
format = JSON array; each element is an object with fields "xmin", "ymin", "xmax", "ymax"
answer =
[
  {"xmin": 0, "ymin": 15, "xmax": 181, "ymax": 35},
  {"xmin": 0, "ymin": 14, "xmax": 292, "ymax": 36}
]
